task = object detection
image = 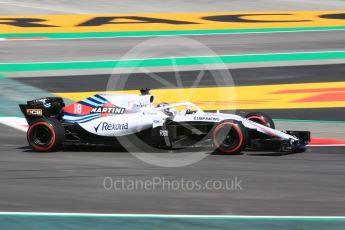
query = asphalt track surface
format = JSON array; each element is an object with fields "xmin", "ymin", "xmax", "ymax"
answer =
[
  {"xmin": 0, "ymin": 124, "xmax": 344, "ymax": 215},
  {"xmin": 1, "ymin": 31, "xmax": 345, "ymax": 63}
]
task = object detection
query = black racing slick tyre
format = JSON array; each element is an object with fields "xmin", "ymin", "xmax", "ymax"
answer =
[
  {"xmin": 212, "ymin": 120, "xmax": 248, "ymax": 155},
  {"xmin": 245, "ymin": 112, "xmax": 275, "ymax": 129},
  {"xmin": 27, "ymin": 118, "xmax": 65, "ymax": 152}
]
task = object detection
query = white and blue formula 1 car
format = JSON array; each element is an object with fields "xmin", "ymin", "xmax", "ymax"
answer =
[{"xmin": 19, "ymin": 89, "xmax": 310, "ymax": 154}]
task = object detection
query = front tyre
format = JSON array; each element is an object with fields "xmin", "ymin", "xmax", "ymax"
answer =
[
  {"xmin": 213, "ymin": 120, "xmax": 248, "ymax": 155},
  {"xmin": 27, "ymin": 118, "xmax": 65, "ymax": 152}
]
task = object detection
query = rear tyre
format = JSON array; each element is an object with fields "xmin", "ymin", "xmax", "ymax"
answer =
[
  {"xmin": 27, "ymin": 118, "xmax": 65, "ymax": 152},
  {"xmin": 245, "ymin": 112, "xmax": 275, "ymax": 129},
  {"xmin": 213, "ymin": 120, "xmax": 248, "ymax": 155}
]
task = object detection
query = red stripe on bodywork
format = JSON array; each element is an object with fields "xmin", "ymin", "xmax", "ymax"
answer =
[{"xmin": 63, "ymin": 103, "xmax": 93, "ymax": 115}]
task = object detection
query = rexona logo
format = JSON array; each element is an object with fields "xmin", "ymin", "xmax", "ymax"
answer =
[
  {"xmin": 91, "ymin": 106, "xmax": 125, "ymax": 114},
  {"xmin": 132, "ymin": 103, "xmax": 147, "ymax": 108},
  {"xmin": 94, "ymin": 122, "xmax": 129, "ymax": 132}
]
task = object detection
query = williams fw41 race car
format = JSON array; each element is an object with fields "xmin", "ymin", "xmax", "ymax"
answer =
[{"xmin": 19, "ymin": 89, "xmax": 310, "ymax": 154}]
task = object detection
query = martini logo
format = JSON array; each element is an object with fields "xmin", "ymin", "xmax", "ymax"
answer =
[
  {"xmin": 94, "ymin": 122, "xmax": 128, "ymax": 132},
  {"xmin": 91, "ymin": 106, "xmax": 125, "ymax": 114}
]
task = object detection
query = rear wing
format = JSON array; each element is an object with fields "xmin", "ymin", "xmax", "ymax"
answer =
[{"xmin": 19, "ymin": 97, "xmax": 65, "ymax": 125}]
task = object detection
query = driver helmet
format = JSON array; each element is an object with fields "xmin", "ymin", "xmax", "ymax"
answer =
[{"xmin": 156, "ymin": 103, "xmax": 176, "ymax": 116}]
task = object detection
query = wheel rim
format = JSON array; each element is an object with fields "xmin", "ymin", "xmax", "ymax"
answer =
[
  {"xmin": 217, "ymin": 127, "xmax": 239, "ymax": 150},
  {"xmin": 32, "ymin": 125, "xmax": 52, "ymax": 147},
  {"xmin": 28, "ymin": 122, "xmax": 56, "ymax": 151},
  {"xmin": 213, "ymin": 122, "xmax": 243, "ymax": 154}
]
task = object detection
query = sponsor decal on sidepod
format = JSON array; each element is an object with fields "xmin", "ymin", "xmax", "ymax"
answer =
[
  {"xmin": 94, "ymin": 122, "xmax": 129, "ymax": 132},
  {"xmin": 91, "ymin": 106, "xmax": 125, "ymax": 114}
]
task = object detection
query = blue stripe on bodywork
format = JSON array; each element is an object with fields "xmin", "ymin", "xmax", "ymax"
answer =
[
  {"xmin": 91, "ymin": 95, "xmax": 108, "ymax": 104},
  {"xmin": 87, "ymin": 97, "xmax": 105, "ymax": 105},
  {"xmin": 63, "ymin": 114, "xmax": 99, "ymax": 122},
  {"xmin": 93, "ymin": 95, "xmax": 108, "ymax": 103},
  {"xmin": 82, "ymin": 99, "xmax": 103, "ymax": 107}
]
